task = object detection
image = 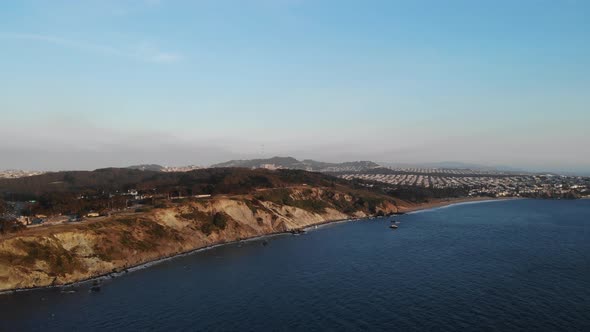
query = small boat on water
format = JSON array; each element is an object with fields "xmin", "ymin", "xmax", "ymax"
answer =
[{"xmin": 390, "ymin": 224, "xmax": 398, "ymax": 229}]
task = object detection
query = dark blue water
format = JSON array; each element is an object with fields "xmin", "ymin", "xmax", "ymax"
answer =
[{"xmin": 1, "ymin": 199, "xmax": 589, "ymax": 331}]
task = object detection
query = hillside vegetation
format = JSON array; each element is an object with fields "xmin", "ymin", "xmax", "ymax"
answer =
[
  {"xmin": 211, "ymin": 157, "xmax": 379, "ymax": 172},
  {"xmin": 0, "ymin": 168, "xmax": 348, "ymax": 199},
  {"xmin": 0, "ymin": 185, "xmax": 403, "ymax": 291}
]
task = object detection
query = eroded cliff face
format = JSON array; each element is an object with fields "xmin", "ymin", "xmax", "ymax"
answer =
[{"xmin": 0, "ymin": 187, "xmax": 399, "ymax": 291}]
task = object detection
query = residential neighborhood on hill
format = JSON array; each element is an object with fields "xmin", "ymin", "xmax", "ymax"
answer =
[{"xmin": 339, "ymin": 168, "xmax": 590, "ymax": 199}]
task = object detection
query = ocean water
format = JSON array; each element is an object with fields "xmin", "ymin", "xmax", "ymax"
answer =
[{"xmin": 1, "ymin": 199, "xmax": 589, "ymax": 331}]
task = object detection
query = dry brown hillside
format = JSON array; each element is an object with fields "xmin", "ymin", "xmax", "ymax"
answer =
[{"xmin": 0, "ymin": 187, "xmax": 411, "ymax": 292}]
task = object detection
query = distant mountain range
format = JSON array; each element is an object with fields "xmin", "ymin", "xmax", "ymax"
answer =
[
  {"xmin": 2, "ymin": 159, "xmax": 588, "ymax": 179},
  {"xmin": 211, "ymin": 157, "xmax": 380, "ymax": 172},
  {"xmin": 123, "ymin": 159, "xmax": 536, "ymax": 175}
]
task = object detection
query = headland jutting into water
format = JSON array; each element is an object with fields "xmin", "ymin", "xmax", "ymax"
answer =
[
  {"xmin": 0, "ymin": 193, "xmax": 507, "ymax": 295},
  {"xmin": 0, "ymin": 165, "xmax": 580, "ymax": 293}
]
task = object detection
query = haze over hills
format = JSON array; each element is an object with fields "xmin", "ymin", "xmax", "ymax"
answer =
[
  {"xmin": 211, "ymin": 157, "xmax": 380, "ymax": 172},
  {"xmin": 126, "ymin": 157, "xmax": 534, "ymax": 175},
  {"xmin": 1, "ymin": 1, "xmax": 589, "ymax": 328},
  {"xmin": 3, "ymin": 156, "xmax": 590, "ymax": 180},
  {"xmin": 127, "ymin": 157, "xmax": 381, "ymax": 173}
]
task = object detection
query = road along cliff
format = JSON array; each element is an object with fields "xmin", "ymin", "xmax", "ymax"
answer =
[{"xmin": 0, "ymin": 187, "xmax": 407, "ymax": 292}]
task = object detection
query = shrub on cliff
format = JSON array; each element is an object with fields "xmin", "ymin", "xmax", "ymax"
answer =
[
  {"xmin": 290, "ymin": 199, "xmax": 328, "ymax": 214},
  {"xmin": 14, "ymin": 239, "xmax": 83, "ymax": 276},
  {"xmin": 212, "ymin": 212, "xmax": 228, "ymax": 229},
  {"xmin": 0, "ymin": 219, "xmax": 25, "ymax": 234},
  {"xmin": 198, "ymin": 212, "xmax": 230, "ymax": 235},
  {"xmin": 255, "ymin": 189, "xmax": 329, "ymax": 214}
]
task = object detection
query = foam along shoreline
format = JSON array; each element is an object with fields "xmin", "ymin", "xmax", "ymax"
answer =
[
  {"xmin": 401, "ymin": 197, "xmax": 520, "ymax": 215},
  {"xmin": 0, "ymin": 196, "xmax": 506, "ymax": 295},
  {"xmin": 405, "ymin": 197, "xmax": 522, "ymax": 214}
]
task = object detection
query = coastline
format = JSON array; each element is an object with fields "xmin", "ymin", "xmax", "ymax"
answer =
[
  {"xmin": 400, "ymin": 196, "xmax": 520, "ymax": 214},
  {"xmin": 0, "ymin": 196, "xmax": 507, "ymax": 295},
  {"xmin": 0, "ymin": 231, "xmax": 294, "ymax": 295}
]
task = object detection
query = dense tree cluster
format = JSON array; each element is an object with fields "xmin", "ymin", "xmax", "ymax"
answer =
[
  {"xmin": 0, "ymin": 168, "xmax": 356, "ymax": 216},
  {"xmin": 30, "ymin": 193, "xmax": 129, "ymax": 216},
  {"xmin": 385, "ymin": 185, "xmax": 470, "ymax": 202},
  {"xmin": 0, "ymin": 219, "xmax": 25, "ymax": 234},
  {"xmin": 0, "ymin": 198, "xmax": 25, "ymax": 234},
  {"xmin": 0, "ymin": 168, "xmax": 347, "ymax": 199}
]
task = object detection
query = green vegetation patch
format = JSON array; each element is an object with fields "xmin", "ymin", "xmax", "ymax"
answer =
[
  {"xmin": 255, "ymin": 189, "xmax": 294, "ymax": 206},
  {"xmin": 179, "ymin": 210, "xmax": 210, "ymax": 221},
  {"xmin": 244, "ymin": 199, "xmax": 259, "ymax": 215},
  {"xmin": 119, "ymin": 231, "xmax": 153, "ymax": 251},
  {"xmin": 201, "ymin": 212, "xmax": 230, "ymax": 235},
  {"xmin": 289, "ymin": 199, "xmax": 329, "ymax": 214},
  {"xmin": 255, "ymin": 189, "xmax": 329, "ymax": 214},
  {"xmin": 13, "ymin": 239, "xmax": 84, "ymax": 276}
]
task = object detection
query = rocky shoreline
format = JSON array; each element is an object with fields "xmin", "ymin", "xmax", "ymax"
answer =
[
  {"xmin": 0, "ymin": 194, "xmax": 502, "ymax": 294},
  {"xmin": 1, "ymin": 212, "xmax": 391, "ymax": 295},
  {"xmin": 0, "ymin": 229, "xmax": 300, "ymax": 295}
]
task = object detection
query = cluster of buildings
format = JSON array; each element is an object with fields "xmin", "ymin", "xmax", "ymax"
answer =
[
  {"xmin": 384, "ymin": 168, "xmax": 515, "ymax": 176},
  {"xmin": 341, "ymin": 173, "xmax": 532, "ymax": 189},
  {"xmin": 161, "ymin": 165, "xmax": 202, "ymax": 172},
  {"xmin": 339, "ymin": 168, "xmax": 590, "ymax": 198}
]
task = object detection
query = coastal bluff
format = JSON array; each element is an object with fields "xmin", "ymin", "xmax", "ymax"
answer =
[{"xmin": 0, "ymin": 187, "xmax": 404, "ymax": 292}]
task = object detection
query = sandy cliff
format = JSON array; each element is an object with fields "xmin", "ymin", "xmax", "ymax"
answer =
[{"xmin": 0, "ymin": 187, "xmax": 400, "ymax": 292}]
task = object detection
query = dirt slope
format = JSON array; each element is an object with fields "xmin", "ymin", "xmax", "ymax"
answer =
[{"xmin": 0, "ymin": 187, "xmax": 401, "ymax": 291}]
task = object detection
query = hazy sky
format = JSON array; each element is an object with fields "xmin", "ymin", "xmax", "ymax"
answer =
[{"xmin": 1, "ymin": 0, "xmax": 589, "ymax": 172}]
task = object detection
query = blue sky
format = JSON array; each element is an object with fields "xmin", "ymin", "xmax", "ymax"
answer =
[{"xmin": 1, "ymin": 0, "xmax": 589, "ymax": 172}]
